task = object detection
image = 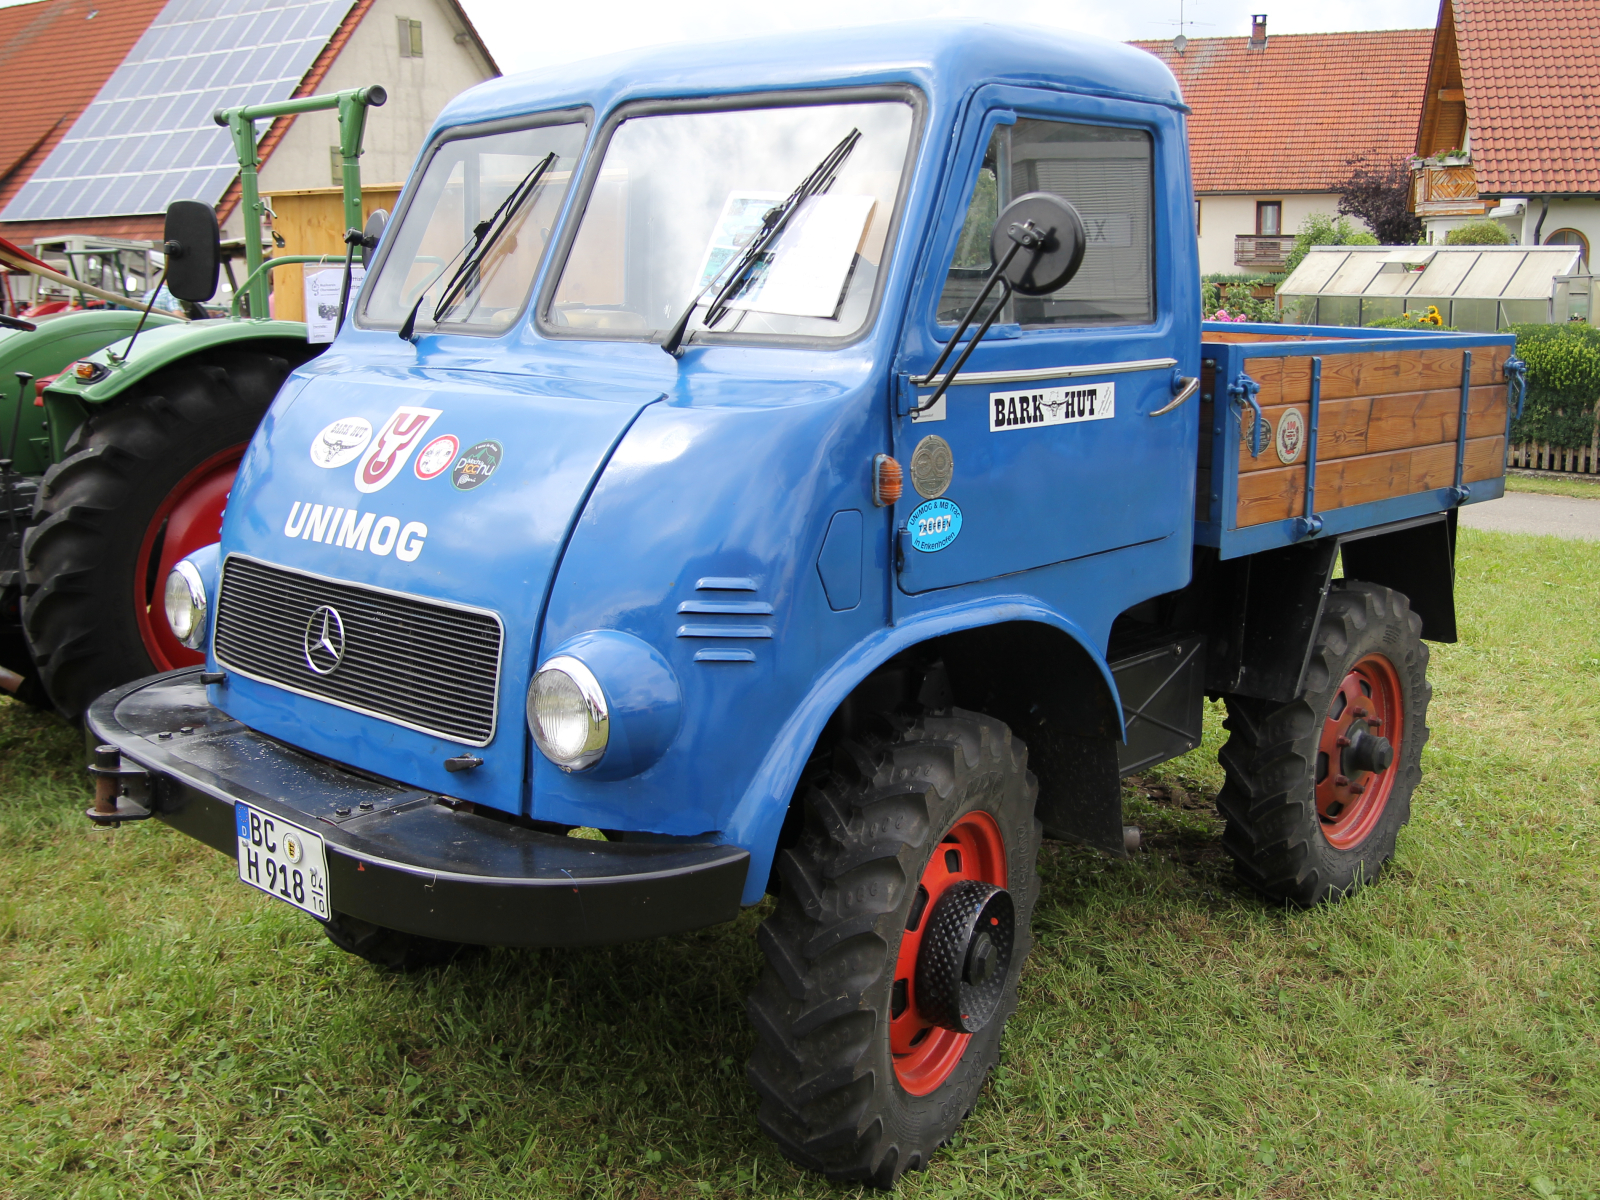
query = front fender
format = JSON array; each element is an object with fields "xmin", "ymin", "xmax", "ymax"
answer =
[
  {"xmin": 724, "ymin": 596, "xmax": 1122, "ymax": 905},
  {"xmin": 41, "ymin": 319, "xmax": 312, "ymax": 405}
]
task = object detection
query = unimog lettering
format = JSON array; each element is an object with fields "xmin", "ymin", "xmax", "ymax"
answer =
[{"xmin": 282, "ymin": 503, "xmax": 426, "ymax": 560}]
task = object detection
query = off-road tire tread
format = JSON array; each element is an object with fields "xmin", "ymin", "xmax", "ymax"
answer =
[
  {"xmin": 21, "ymin": 351, "xmax": 296, "ymax": 717},
  {"xmin": 747, "ymin": 708, "xmax": 1040, "ymax": 1188},
  {"xmin": 1215, "ymin": 581, "xmax": 1431, "ymax": 906}
]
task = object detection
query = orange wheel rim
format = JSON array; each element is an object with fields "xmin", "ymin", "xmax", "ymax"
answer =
[
  {"xmin": 890, "ymin": 809, "xmax": 1007, "ymax": 1095},
  {"xmin": 1315, "ymin": 652, "xmax": 1403, "ymax": 850}
]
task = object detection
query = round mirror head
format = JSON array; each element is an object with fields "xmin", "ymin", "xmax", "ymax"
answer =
[
  {"xmin": 989, "ymin": 192, "xmax": 1086, "ymax": 297},
  {"xmin": 361, "ymin": 208, "xmax": 388, "ymax": 268}
]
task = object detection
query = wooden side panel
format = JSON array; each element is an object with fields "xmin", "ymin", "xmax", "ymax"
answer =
[
  {"xmin": 265, "ymin": 185, "xmax": 404, "ymax": 323},
  {"xmin": 1237, "ymin": 436, "xmax": 1505, "ymax": 527},
  {"xmin": 1230, "ymin": 343, "xmax": 1511, "ymax": 529}
]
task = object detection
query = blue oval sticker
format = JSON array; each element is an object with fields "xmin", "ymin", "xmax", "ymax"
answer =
[{"xmin": 908, "ymin": 498, "xmax": 962, "ymax": 552}]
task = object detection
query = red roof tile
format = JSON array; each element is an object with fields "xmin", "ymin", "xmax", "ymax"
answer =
[
  {"xmin": 0, "ymin": 0, "xmax": 169, "ymax": 218},
  {"xmin": 1447, "ymin": 0, "xmax": 1600, "ymax": 194},
  {"xmin": 1133, "ymin": 29, "xmax": 1435, "ymax": 193}
]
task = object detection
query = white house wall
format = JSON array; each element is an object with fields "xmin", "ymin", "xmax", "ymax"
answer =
[
  {"xmin": 221, "ymin": 0, "xmax": 494, "ymax": 241},
  {"xmin": 1196, "ymin": 192, "xmax": 1358, "ymax": 275}
]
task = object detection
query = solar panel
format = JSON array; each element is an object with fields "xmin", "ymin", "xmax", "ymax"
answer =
[{"xmin": 2, "ymin": 0, "xmax": 354, "ymax": 223}]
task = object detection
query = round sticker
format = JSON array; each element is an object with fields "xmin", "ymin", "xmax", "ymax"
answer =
[
  {"xmin": 1275, "ymin": 408, "xmax": 1306, "ymax": 464},
  {"xmin": 451, "ymin": 440, "xmax": 503, "ymax": 491},
  {"xmin": 910, "ymin": 434, "xmax": 954, "ymax": 499},
  {"xmin": 908, "ymin": 498, "xmax": 962, "ymax": 553},
  {"xmin": 283, "ymin": 832, "xmax": 303, "ymax": 864},
  {"xmin": 310, "ymin": 416, "xmax": 372, "ymax": 468},
  {"xmin": 414, "ymin": 434, "xmax": 459, "ymax": 480}
]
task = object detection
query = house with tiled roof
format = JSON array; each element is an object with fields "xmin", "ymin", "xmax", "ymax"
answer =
[
  {"xmin": 0, "ymin": 0, "xmax": 496, "ymax": 301},
  {"xmin": 1411, "ymin": 0, "xmax": 1600, "ymax": 260},
  {"xmin": 1135, "ymin": 17, "xmax": 1434, "ymax": 275}
]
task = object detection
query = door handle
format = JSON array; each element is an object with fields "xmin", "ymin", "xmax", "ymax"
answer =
[{"xmin": 1150, "ymin": 376, "xmax": 1199, "ymax": 417}]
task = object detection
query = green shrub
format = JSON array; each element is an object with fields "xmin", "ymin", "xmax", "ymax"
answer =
[
  {"xmin": 1509, "ymin": 323, "xmax": 1600, "ymax": 447},
  {"xmin": 1445, "ymin": 220, "xmax": 1513, "ymax": 246},
  {"xmin": 1366, "ymin": 314, "xmax": 1459, "ymax": 331},
  {"xmin": 1202, "ymin": 272, "xmax": 1286, "ymax": 287},
  {"xmin": 1283, "ymin": 214, "xmax": 1379, "ymax": 274},
  {"xmin": 1201, "ymin": 280, "xmax": 1279, "ymax": 323}
]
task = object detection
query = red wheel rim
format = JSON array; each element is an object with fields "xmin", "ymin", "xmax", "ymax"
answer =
[
  {"xmin": 891, "ymin": 810, "xmax": 1007, "ymax": 1095},
  {"xmin": 1315, "ymin": 653, "xmax": 1404, "ymax": 850},
  {"xmin": 134, "ymin": 446, "xmax": 245, "ymax": 671}
]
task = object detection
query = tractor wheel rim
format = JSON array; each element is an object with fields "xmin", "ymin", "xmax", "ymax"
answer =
[
  {"xmin": 134, "ymin": 446, "xmax": 245, "ymax": 672},
  {"xmin": 890, "ymin": 809, "xmax": 1007, "ymax": 1095},
  {"xmin": 1315, "ymin": 652, "xmax": 1404, "ymax": 850}
]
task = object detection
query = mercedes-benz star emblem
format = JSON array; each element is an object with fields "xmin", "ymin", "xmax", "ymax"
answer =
[{"xmin": 303, "ymin": 605, "xmax": 346, "ymax": 675}]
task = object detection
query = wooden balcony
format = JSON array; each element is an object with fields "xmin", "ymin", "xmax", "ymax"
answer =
[
  {"xmin": 1411, "ymin": 160, "xmax": 1490, "ymax": 217},
  {"xmin": 1235, "ymin": 235, "xmax": 1293, "ymax": 269}
]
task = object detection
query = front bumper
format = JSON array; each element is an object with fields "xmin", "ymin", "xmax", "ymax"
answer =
[{"xmin": 86, "ymin": 668, "xmax": 749, "ymax": 947}]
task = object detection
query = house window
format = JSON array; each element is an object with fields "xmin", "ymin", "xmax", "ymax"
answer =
[
  {"xmin": 398, "ymin": 17, "xmax": 423, "ymax": 57},
  {"xmin": 1195, "ymin": 199, "xmax": 1201, "ymax": 235},
  {"xmin": 1256, "ymin": 201, "xmax": 1282, "ymax": 236},
  {"xmin": 1545, "ymin": 227, "xmax": 1589, "ymax": 265}
]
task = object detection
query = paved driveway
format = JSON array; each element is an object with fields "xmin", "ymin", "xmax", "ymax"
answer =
[{"xmin": 1458, "ymin": 491, "xmax": 1600, "ymax": 541}]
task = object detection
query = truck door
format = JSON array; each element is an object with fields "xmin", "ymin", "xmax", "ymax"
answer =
[{"xmin": 892, "ymin": 93, "xmax": 1198, "ymax": 595}]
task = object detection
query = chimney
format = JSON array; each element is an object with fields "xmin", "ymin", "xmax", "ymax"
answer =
[{"xmin": 1249, "ymin": 14, "xmax": 1267, "ymax": 46}]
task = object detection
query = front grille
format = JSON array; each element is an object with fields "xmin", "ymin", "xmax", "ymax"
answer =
[{"xmin": 214, "ymin": 555, "xmax": 504, "ymax": 746}]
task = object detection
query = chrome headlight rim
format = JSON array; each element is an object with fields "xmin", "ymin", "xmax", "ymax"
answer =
[
  {"xmin": 528, "ymin": 654, "xmax": 609, "ymax": 772},
  {"xmin": 164, "ymin": 559, "xmax": 208, "ymax": 650}
]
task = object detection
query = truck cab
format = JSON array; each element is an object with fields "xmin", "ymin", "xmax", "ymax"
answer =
[{"xmin": 87, "ymin": 23, "xmax": 1514, "ymax": 1187}]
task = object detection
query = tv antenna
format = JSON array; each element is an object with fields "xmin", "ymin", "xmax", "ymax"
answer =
[{"xmin": 1164, "ymin": 0, "xmax": 1212, "ymax": 52}]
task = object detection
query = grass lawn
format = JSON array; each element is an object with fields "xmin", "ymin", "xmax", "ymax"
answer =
[
  {"xmin": 1, "ymin": 526, "xmax": 1596, "ymax": 1199},
  {"xmin": 1506, "ymin": 471, "xmax": 1600, "ymax": 500}
]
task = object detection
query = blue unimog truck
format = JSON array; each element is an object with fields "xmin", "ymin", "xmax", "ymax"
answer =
[{"xmin": 85, "ymin": 23, "xmax": 1522, "ymax": 1186}]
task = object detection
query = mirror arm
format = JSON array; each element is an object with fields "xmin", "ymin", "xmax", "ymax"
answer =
[{"xmin": 910, "ymin": 233, "xmax": 1028, "ymax": 415}]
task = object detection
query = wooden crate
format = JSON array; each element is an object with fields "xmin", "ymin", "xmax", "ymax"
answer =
[
  {"xmin": 1197, "ymin": 327, "xmax": 1517, "ymax": 558},
  {"xmin": 263, "ymin": 185, "xmax": 403, "ymax": 323}
]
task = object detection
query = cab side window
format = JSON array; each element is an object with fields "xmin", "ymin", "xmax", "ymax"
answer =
[{"xmin": 937, "ymin": 117, "xmax": 1154, "ymax": 327}]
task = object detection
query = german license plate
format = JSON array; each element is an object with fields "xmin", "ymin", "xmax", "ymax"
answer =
[{"xmin": 235, "ymin": 802, "xmax": 330, "ymax": 919}]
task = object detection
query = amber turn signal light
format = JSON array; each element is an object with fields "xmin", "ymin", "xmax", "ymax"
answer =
[{"xmin": 873, "ymin": 454, "xmax": 903, "ymax": 507}]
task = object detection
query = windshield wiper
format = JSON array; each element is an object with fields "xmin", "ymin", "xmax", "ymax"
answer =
[
  {"xmin": 399, "ymin": 150, "xmax": 557, "ymax": 341},
  {"xmin": 660, "ymin": 127, "xmax": 861, "ymax": 358}
]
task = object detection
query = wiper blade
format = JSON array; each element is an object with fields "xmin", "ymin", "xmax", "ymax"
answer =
[
  {"xmin": 660, "ymin": 127, "xmax": 861, "ymax": 358},
  {"xmin": 399, "ymin": 150, "xmax": 557, "ymax": 341}
]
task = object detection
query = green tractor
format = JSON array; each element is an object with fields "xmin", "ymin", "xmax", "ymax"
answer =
[{"xmin": 0, "ymin": 84, "xmax": 387, "ymax": 717}]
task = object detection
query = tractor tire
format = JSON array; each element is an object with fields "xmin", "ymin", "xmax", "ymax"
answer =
[
  {"xmin": 747, "ymin": 708, "xmax": 1041, "ymax": 1187},
  {"xmin": 1216, "ymin": 581, "xmax": 1431, "ymax": 907},
  {"xmin": 320, "ymin": 911, "xmax": 470, "ymax": 972},
  {"xmin": 21, "ymin": 351, "xmax": 294, "ymax": 719}
]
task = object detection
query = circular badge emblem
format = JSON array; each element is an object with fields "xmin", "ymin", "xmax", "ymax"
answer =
[
  {"xmin": 910, "ymin": 434, "xmax": 954, "ymax": 499},
  {"xmin": 451, "ymin": 440, "xmax": 503, "ymax": 491},
  {"xmin": 303, "ymin": 605, "xmax": 346, "ymax": 676},
  {"xmin": 310, "ymin": 416, "xmax": 372, "ymax": 468},
  {"xmin": 414, "ymin": 433, "xmax": 459, "ymax": 480},
  {"xmin": 908, "ymin": 498, "xmax": 962, "ymax": 553},
  {"xmin": 1275, "ymin": 408, "xmax": 1306, "ymax": 464},
  {"xmin": 282, "ymin": 831, "xmax": 303, "ymax": 864}
]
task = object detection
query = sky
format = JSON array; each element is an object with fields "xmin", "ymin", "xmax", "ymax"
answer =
[{"xmin": 456, "ymin": 0, "xmax": 1445, "ymax": 76}]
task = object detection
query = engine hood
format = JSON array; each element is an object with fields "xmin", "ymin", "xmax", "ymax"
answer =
[{"xmin": 213, "ymin": 362, "xmax": 662, "ymax": 813}]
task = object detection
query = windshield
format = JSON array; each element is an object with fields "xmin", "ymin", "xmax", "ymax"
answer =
[
  {"xmin": 361, "ymin": 119, "xmax": 588, "ymax": 333},
  {"xmin": 547, "ymin": 98, "xmax": 915, "ymax": 343}
]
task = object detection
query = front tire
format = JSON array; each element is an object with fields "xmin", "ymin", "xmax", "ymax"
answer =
[
  {"xmin": 22, "ymin": 352, "xmax": 296, "ymax": 718},
  {"xmin": 1216, "ymin": 581, "xmax": 1431, "ymax": 906},
  {"xmin": 747, "ymin": 708, "xmax": 1040, "ymax": 1187}
]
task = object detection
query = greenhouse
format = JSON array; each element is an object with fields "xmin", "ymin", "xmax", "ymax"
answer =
[{"xmin": 1276, "ymin": 245, "xmax": 1591, "ymax": 330}]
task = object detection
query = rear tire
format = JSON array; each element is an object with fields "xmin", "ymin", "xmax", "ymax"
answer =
[
  {"xmin": 747, "ymin": 708, "xmax": 1040, "ymax": 1187},
  {"xmin": 1216, "ymin": 581, "xmax": 1430, "ymax": 906},
  {"xmin": 321, "ymin": 911, "xmax": 469, "ymax": 972},
  {"xmin": 21, "ymin": 352, "xmax": 296, "ymax": 718}
]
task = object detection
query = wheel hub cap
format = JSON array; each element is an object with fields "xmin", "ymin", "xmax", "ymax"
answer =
[
  {"xmin": 914, "ymin": 882, "xmax": 1014, "ymax": 1035},
  {"xmin": 1315, "ymin": 652, "xmax": 1404, "ymax": 850}
]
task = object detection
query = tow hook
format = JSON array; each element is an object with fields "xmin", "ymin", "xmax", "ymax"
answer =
[{"xmin": 86, "ymin": 745, "xmax": 155, "ymax": 826}]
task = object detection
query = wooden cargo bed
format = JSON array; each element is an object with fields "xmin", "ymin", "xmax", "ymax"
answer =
[{"xmin": 1195, "ymin": 322, "xmax": 1520, "ymax": 559}]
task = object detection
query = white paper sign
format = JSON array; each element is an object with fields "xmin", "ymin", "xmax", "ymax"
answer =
[
  {"xmin": 304, "ymin": 266, "xmax": 364, "ymax": 344},
  {"xmin": 731, "ymin": 194, "xmax": 876, "ymax": 318}
]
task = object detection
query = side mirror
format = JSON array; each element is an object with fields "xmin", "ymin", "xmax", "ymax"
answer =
[
  {"xmin": 163, "ymin": 200, "xmax": 220, "ymax": 303},
  {"xmin": 360, "ymin": 208, "xmax": 387, "ymax": 268},
  {"xmin": 990, "ymin": 192, "xmax": 1086, "ymax": 296},
  {"xmin": 911, "ymin": 192, "xmax": 1089, "ymax": 415}
]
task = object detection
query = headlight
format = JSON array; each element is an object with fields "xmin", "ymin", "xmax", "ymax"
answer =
[
  {"xmin": 163, "ymin": 559, "xmax": 208, "ymax": 650},
  {"xmin": 528, "ymin": 655, "xmax": 609, "ymax": 771}
]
